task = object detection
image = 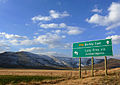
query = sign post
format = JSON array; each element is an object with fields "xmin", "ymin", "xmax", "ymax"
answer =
[
  {"xmin": 72, "ymin": 39, "xmax": 113, "ymax": 77},
  {"xmin": 79, "ymin": 57, "xmax": 81, "ymax": 78},
  {"xmin": 105, "ymin": 56, "xmax": 107, "ymax": 76},
  {"xmin": 91, "ymin": 56, "xmax": 94, "ymax": 77}
]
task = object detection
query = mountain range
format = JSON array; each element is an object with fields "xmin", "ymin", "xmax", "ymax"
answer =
[{"xmin": 0, "ymin": 51, "xmax": 119, "ymax": 69}]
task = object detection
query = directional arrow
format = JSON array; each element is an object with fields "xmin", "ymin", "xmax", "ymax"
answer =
[
  {"xmin": 106, "ymin": 41, "xmax": 109, "ymax": 44},
  {"xmin": 74, "ymin": 51, "xmax": 78, "ymax": 55}
]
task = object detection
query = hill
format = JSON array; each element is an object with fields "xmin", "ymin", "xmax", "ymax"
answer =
[
  {"xmin": 83, "ymin": 58, "xmax": 120, "ymax": 70},
  {"xmin": 0, "ymin": 51, "xmax": 84, "ymax": 69},
  {"xmin": 0, "ymin": 51, "xmax": 116, "ymax": 69}
]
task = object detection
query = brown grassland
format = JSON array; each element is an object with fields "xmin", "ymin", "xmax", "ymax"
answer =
[{"xmin": 0, "ymin": 68, "xmax": 120, "ymax": 85}]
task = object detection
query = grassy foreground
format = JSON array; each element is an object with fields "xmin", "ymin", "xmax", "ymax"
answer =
[
  {"xmin": 0, "ymin": 75, "xmax": 59, "ymax": 85},
  {"xmin": 0, "ymin": 68, "xmax": 119, "ymax": 85}
]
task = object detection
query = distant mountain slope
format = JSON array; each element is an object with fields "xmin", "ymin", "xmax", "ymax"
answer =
[
  {"xmin": 0, "ymin": 51, "xmax": 107, "ymax": 69},
  {"xmin": 0, "ymin": 51, "xmax": 78, "ymax": 69},
  {"xmin": 83, "ymin": 58, "xmax": 120, "ymax": 70}
]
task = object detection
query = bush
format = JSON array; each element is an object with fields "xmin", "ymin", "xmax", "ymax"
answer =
[{"xmin": 0, "ymin": 75, "xmax": 59, "ymax": 85}]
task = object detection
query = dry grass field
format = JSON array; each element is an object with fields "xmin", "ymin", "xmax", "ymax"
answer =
[{"xmin": 0, "ymin": 68, "xmax": 120, "ymax": 85}]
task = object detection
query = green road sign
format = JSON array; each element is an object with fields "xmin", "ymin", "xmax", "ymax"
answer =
[{"xmin": 73, "ymin": 39, "xmax": 113, "ymax": 57}]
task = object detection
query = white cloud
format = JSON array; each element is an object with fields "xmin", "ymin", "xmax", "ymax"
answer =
[
  {"xmin": 63, "ymin": 43, "xmax": 72, "ymax": 49},
  {"xmin": 40, "ymin": 23, "xmax": 83, "ymax": 35},
  {"xmin": 67, "ymin": 29, "xmax": 81, "ymax": 35},
  {"xmin": 92, "ymin": 8, "xmax": 102, "ymax": 13},
  {"xmin": 40, "ymin": 23, "xmax": 59, "ymax": 28},
  {"xmin": 32, "ymin": 15, "xmax": 51, "ymax": 21},
  {"xmin": 106, "ymin": 22, "xmax": 120, "ymax": 30},
  {"xmin": 0, "ymin": 32, "xmax": 31, "ymax": 46},
  {"xmin": 67, "ymin": 26, "xmax": 83, "ymax": 35},
  {"xmin": 0, "ymin": 41, "xmax": 10, "ymax": 53},
  {"xmin": 35, "ymin": 33, "xmax": 66, "ymax": 48},
  {"xmin": 20, "ymin": 39, "xmax": 38, "ymax": 46},
  {"xmin": 19, "ymin": 33, "xmax": 66, "ymax": 48},
  {"xmin": 2, "ymin": 38, "xmax": 36, "ymax": 46},
  {"xmin": 4, "ymin": 38, "xmax": 38, "ymax": 46},
  {"xmin": 52, "ymin": 30, "xmax": 61, "ymax": 34},
  {"xmin": 34, "ymin": 32, "xmax": 39, "ymax": 35},
  {"xmin": 0, "ymin": 32, "xmax": 67, "ymax": 48},
  {"xmin": 19, "ymin": 47, "xmax": 45, "ymax": 53},
  {"xmin": 106, "ymin": 35, "xmax": 120, "ymax": 44},
  {"xmin": 87, "ymin": 2, "xmax": 120, "ymax": 30},
  {"xmin": 0, "ymin": 32, "xmax": 34, "ymax": 46},
  {"xmin": 32, "ymin": 10, "xmax": 69, "ymax": 22},
  {"xmin": 18, "ymin": 33, "xmax": 68, "ymax": 49},
  {"xmin": 9, "ymin": 39, "xmax": 20, "ymax": 45},
  {"xmin": 40, "ymin": 23, "xmax": 66, "ymax": 29},
  {"xmin": 49, "ymin": 10, "xmax": 69, "ymax": 19},
  {"xmin": 0, "ymin": 47, "xmax": 9, "ymax": 53},
  {"xmin": 0, "ymin": 32, "xmax": 70, "ymax": 49},
  {"xmin": 86, "ymin": 14, "xmax": 109, "ymax": 26},
  {"xmin": 105, "ymin": 31, "xmax": 115, "ymax": 35},
  {"xmin": 32, "ymin": 10, "xmax": 83, "ymax": 35},
  {"xmin": 0, "ymin": 32, "xmax": 28, "ymax": 39},
  {"xmin": 61, "ymin": 35, "xmax": 66, "ymax": 38}
]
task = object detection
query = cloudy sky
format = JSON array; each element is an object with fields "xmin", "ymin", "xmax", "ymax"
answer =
[{"xmin": 0, "ymin": 0, "xmax": 120, "ymax": 57}]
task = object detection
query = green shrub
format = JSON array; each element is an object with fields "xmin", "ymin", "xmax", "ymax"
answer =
[{"xmin": 0, "ymin": 75, "xmax": 60, "ymax": 85}]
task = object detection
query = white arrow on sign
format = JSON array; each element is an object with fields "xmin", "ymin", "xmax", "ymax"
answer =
[
  {"xmin": 106, "ymin": 41, "xmax": 109, "ymax": 44},
  {"xmin": 74, "ymin": 51, "xmax": 78, "ymax": 55}
]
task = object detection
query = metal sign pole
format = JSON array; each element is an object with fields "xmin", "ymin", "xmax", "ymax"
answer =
[
  {"xmin": 105, "ymin": 56, "xmax": 107, "ymax": 76},
  {"xmin": 91, "ymin": 56, "xmax": 94, "ymax": 77},
  {"xmin": 73, "ymin": 39, "xmax": 113, "ymax": 77},
  {"xmin": 79, "ymin": 57, "xmax": 81, "ymax": 78}
]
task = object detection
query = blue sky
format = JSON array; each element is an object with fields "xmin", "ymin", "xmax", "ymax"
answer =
[{"xmin": 0, "ymin": 0, "xmax": 120, "ymax": 57}]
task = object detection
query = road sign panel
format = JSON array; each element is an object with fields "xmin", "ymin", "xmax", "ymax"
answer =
[{"xmin": 72, "ymin": 39, "xmax": 113, "ymax": 57}]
